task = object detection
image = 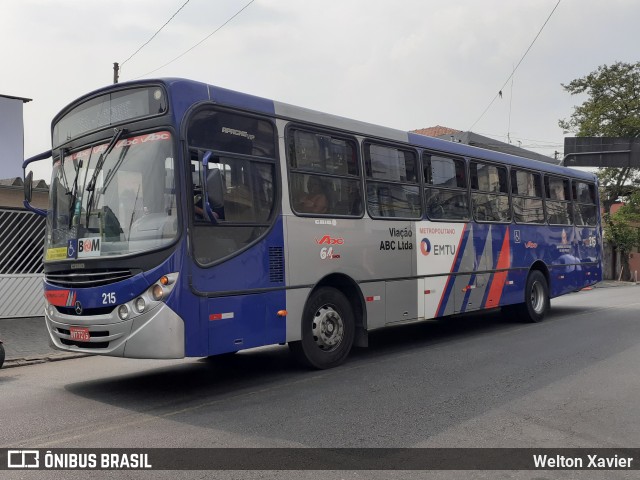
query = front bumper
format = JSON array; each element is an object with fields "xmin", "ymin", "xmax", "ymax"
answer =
[{"xmin": 45, "ymin": 302, "xmax": 185, "ymax": 359}]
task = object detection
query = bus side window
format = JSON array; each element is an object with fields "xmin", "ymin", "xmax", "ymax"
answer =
[
  {"xmin": 469, "ymin": 161, "xmax": 510, "ymax": 223},
  {"xmin": 573, "ymin": 181, "xmax": 597, "ymax": 226},
  {"xmin": 423, "ymin": 153, "xmax": 469, "ymax": 221},
  {"xmin": 288, "ymin": 128, "xmax": 362, "ymax": 217},
  {"xmin": 545, "ymin": 176, "xmax": 572, "ymax": 225},
  {"xmin": 364, "ymin": 143, "xmax": 421, "ymax": 219}
]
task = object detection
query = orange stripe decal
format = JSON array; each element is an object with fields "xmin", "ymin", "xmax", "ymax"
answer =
[{"xmin": 486, "ymin": 230, "xmax": 511, "ymax": 307}]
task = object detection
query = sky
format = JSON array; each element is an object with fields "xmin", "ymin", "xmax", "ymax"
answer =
[{"xmin": 2, "ymin": 0, "xmax": 640, "ymax": 180}]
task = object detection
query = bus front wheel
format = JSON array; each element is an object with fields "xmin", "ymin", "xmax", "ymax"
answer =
[
  {"xmin": 504, "ymin": 270, "xmax": 549, "ymax": 323},
  {"xmin": 289, "ymin": 287, "xmax": 355, "ymax": 369}
]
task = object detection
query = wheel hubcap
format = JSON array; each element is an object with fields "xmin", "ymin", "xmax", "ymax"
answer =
[
  {"xmin": 312, "ymin": 304, "xmax": 344, "ymax": 352},
  {"xmin": 530, "ymin": 281, "xmax": 545, "ymax": 314}
]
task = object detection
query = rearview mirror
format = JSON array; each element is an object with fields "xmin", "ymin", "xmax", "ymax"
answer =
[{"xmin": 22, "ymin": 149, "xmax": 52, "ymax": 216}]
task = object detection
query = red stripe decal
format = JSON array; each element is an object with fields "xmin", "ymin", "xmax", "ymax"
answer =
[
  {"xmin": 485, "ymin": 229, "xmax": 511, "ymax": 307},
  {"xmin": 45, "ymin": 290, "xmax": 71, "ymax": 307}
]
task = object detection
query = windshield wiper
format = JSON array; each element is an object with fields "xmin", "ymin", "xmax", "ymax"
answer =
[
  {"xmin": 85, "ymin": 128, "xmax": 126, "ymax": 227},
  {"xmin": 67, "ymin": 153, "xmax": 83, "ymax": 228},
  {"xmin": 58, "ymin": 148, "xmax": 71, "ymax": 193}
]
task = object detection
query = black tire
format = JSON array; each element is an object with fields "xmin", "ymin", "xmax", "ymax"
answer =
[
  {"xmin": 289, "ymin": 287, "xmax": 355, "ymax": 369},
  {"xmin": 503, "ymin": 270, "xmax": 549, "ymax": 323},
  {"xmin": 0, "ymin": 344, "xmax": 5, "ymax": 369}
]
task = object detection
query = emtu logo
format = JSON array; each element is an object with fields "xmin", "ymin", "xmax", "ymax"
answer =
[{"xmin": 420, "ymin": 238, "xmax": 431, "ymax": 256}]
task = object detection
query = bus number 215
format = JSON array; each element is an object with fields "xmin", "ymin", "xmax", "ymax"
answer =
[{"xmin": 102, "ymin": 292, "xmax": 116, "ymax": 304}]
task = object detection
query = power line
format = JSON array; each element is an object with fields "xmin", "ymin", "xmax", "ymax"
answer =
[
  {"xmin": 469, "ymin": 0, "xmax": 562, "ymax": 132},
  {"xmin": 132, "ymin": 0, "xmax": 256, "ymax": 80},
  {"xmin": 121, "ymin": 0, "xmax": 191, "ymax": 67}
]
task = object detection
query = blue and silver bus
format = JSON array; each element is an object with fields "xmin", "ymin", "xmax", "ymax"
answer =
[{"xmin": 23, "ymin": 78, "xmax": 602, "ymax": 369}]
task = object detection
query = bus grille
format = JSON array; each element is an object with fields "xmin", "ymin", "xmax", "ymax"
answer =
[
  {"xmin": 60, "ymin": 338, "xmax": 110, "ymax": 349},
  {"xmin": 46, "ymin": 269, "xmax": 135, "ymax": 288},
  {"xmin": 269, "ymin": 247, "xmax": 284, "ymax": 283},
  {"xmin": 58, "ymin": 328, "xmax": 111, "ymax": 349},
  {"xmin": 55, "ymin": 306, "xmax": 116, "ymax": 316}
]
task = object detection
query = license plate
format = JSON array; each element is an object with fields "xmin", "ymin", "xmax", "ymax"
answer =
[{"xmin": 69, "ymin": 327, "xmax": 90, "ymax": 342}]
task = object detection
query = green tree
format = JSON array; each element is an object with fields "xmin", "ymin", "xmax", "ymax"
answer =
[
  {"xmin": 559, "ymin": 61, "xmax": 640, "ymax": 213},
  {"xmin": 603, "ymin": 192, "xmax": 640, "ymax": 280},
  {"xmin": 560, "ymin": 61, "xmax": 640, "ymax": 280}
]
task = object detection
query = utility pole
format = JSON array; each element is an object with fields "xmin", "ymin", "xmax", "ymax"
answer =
[{"xmin": 113, "ymin": 62, "xmax": 120, "ymax": 84}]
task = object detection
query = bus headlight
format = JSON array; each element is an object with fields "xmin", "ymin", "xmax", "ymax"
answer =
[
  {"xmin": 152, "ymin": 284, "xmax": 164, "ymax": 301},
  {"xmin": 135, "ymin": 297, "xmax": 146, "ymax": 313},
  {"xmin": 118, "ymin": 305, "xmax": 130, "ymax": 320}
]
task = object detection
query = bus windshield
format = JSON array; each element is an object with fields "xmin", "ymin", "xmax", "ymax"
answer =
[{"xmin": 45, "ymin": 131, "xmax": 177, "ymax": 261}]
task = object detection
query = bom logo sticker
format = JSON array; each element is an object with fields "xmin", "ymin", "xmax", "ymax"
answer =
[
  {"xmin": 420, "ymin": 238, "xmax": 432, "ymax": 256},
  {"xmin": 78, "ymin": 238, "xmax": 101, "ymax": 258}
]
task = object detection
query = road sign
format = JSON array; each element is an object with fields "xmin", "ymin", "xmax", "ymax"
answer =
[{"xmin": 563, "ymin": 137, "xmax": 640, "ymax": 167}]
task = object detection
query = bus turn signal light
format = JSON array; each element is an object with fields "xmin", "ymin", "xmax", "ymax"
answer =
[{"xmin": 277, "ymin": 310, "xmax": 288, "ymax": 317}]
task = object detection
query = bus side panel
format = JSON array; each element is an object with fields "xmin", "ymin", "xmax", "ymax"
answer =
[
  {"xmin": 479, "ymin": 225, "xmax": 511, "ymax": 311},
  {"xmin": 283, "ymin": 216, "xmax": 413, "ymax": 334},
  {"xmin": 360, "ymin": 282, "xmax": 386, "ymax": 330},
  {"xmin": 284, "ymin": 288, "xmax": 310, "ymax": 343},
  {"xmin": 465, "ymin": 223, "xmax": 505, "ymax": 313},
  {"xmin": 205, "ymin": 290, "xmax": 287, "ymax": 354},
  {"xmin": 546, "ymin": 225, "xmax": 579, "ymax": 297},
  {"xmin": 416, "ymin": 221, "xmax": 467, "ymax": 319},
  {"xmin": 434, "ymin": 223, "xmax": 472, "ymax": 317},
  {"xmin": 575, "ymin": 225, "xmax": 603, "ymax": 287}
]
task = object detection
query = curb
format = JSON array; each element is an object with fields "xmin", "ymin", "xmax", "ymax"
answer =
[
  {"xmin": 594, "ymin": 281, "xmax": 638, "ymax": 288},
  {"xmin": 2, "ymin": 352, "xmax": 89, "ymax": 369}
]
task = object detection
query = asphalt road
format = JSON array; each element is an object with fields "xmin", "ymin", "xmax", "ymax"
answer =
[{"xmin": 1, "ymin": 285, "xmax": 640, "ymax": 479}]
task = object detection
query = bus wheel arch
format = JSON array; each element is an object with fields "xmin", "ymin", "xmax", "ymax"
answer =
[
  {"xmin": 315, "ymin": 273, "xmax": 366, "ymax": 334},
  {"xmin": 504, "ymin": 262, "xmax": 550, "ymax": 323},
  {"xmin": 289, "ymin": 274, "xmax": 365, "ymax": 369}
]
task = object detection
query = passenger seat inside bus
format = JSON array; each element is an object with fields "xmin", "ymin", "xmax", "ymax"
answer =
[{"xmin": 206, "ymin": 169, "xmax": 226, "ymax": 220}]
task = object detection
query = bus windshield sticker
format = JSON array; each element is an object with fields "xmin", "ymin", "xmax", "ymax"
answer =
[
  {"xmin": 78, "ymin": 238, "xmax": 101, "ymax": 258},
  {"xmin": 67, "ymin": 239, "xmax": 78, "ymax": 259},
  {"xmin": 45, "ymin": 247, "xmax": 68, "ymax": 261}
]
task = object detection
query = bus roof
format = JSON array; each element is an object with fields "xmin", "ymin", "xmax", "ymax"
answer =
[{"xmin": 63, "ymin": 77, "xmax": 597, "ymax": 182}]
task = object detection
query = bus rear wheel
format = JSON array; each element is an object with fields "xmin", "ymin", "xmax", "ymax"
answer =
[
  {"xmin": 289, "ymin": 287, "xmax": 355, "ymax": 369},
  {"xmin": 504, "ymin": 270, "xmax": 549, "ymax": 323}
]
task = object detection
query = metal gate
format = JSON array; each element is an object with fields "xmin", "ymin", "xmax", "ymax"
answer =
[{"xmin": 0, "ymin": 208, "xmax": 46, "ymax": 318}]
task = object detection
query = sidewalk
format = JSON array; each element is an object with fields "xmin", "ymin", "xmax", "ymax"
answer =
[
  {"xmin": 0, "ymin": 316, "xmax": 85, "ymax": 369},
  {"xmin": 594, "ymin": 280, "xmax": 637, "ymax": 288},
  {"xmin": 0, "ymin": 281, "xmax": 636, "ymax": 369}
]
